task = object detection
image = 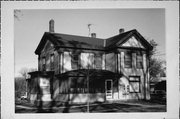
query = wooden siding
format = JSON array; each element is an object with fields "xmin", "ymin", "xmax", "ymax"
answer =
[
  {"xmin": 105, "ymin": 52, "xmax": 117, "ymax": 72},
  {"xmin": 122, "ymin": 36, "xmax": 145, "ymax": 49},
  {"xmin": 39, "ymin": 40, "xmax": 55, "ymax": 71},
  {"xmin": 36, "ymin": 37, "xmax": 150, "ymax": 101},
  {"xmin": 118, "ymin": 50, "xmax": 150, "ymax": 100}
]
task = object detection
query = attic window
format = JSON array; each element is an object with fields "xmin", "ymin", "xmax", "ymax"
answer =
[{"xmin": 124, "ymin": 51, "xmax": 132, "ymax": 68}]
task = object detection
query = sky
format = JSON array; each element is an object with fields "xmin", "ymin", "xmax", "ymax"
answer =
[{"xmin": 14, "ymin": 9, "xmax": 165, "ymax": 77}]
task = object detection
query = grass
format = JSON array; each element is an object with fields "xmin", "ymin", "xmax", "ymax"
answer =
[{"xmin": 15, "ymin": 99, "xmax": 166, "ymax": 113}]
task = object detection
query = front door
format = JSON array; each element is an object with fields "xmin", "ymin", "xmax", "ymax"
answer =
[{"xmin": 105, "ymin": 80, "xmax": 113, "ymax": 100}]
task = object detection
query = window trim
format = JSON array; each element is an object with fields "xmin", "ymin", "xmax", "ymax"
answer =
[
  {"xmin": 42, "ymin": 56, "xmax": 46, "ymax": 71},
  {"xmin": 94, "ymin": 54, "xmax": 102, "ymax": 69},
  {"xmin": 136, "ymin": 53, "xmax": 143, "ymax": 69},
  {"xmin": 50, "ymin": 54, "xmax": 54, "ymax": 71},
  {"xmin": 129, "ymin": 76, "xmax": 140, "ymax": 93},
  {"xmin": 71, "ymin": 53, "xmax": 80, "ymax": 70},
  {"xmin": 124, "ymin": 51, "xmax": 132, "ymax": 68}
]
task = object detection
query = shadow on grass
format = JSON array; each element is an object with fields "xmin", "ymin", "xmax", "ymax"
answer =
[{"xmin": 15, "ymin": 100, "xmax": 166, "ymax": 113}]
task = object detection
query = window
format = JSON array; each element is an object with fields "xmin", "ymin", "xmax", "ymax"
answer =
[
  {"xmin": 95, "ymin": 55, "xmax": 102, "ymax": 69},
  {"xmin": 127, "ymin": 85, "xmax": 130, "ymax": 93},
  {"xmin": 124, "ymin": 52, "xmax": 132, "ymax": 68},
  {"xmin": 60, "ymin": 78, "xmax": 87, "ymax": 94},
  {"xmin": 129, "ymin": 76, "xmax": 140, "ymax": 93},
  {"xmin": 50, "ymin": 54, "xmax": 54, "ymax": 70},
  {"xmin": 42, "ymin": 57, "xmax": 46, "ymax": 71},
  {"xmin": 59, "ymin": 77, "xmax": 105, "ymax": 94},
  {"xmin": 63, "ymin": 51, "xmax": 72, "ymax": 72},
  {"xmin": 137, "ymin": 53, "xmax": 143, "ymax": 69},
  {"xmin": 71, "ymin": 54, "xmax": 79, "ymax": 70},
  {"xmin": 70, "ymin": 80, "xmax": 87, "ymax": 94},
  {"xmin": 58, "ymin": 53, "xmax": 61, "ymax": 73}
]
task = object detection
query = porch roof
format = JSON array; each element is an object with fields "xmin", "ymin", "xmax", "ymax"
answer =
[{"xmin": 56, "ymin": 69, "xmax": 121, "ymax": 79}]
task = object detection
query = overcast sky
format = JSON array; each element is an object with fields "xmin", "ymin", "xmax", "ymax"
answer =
[{"xmin": 14, "ymin": 9, "xmax": 165, "ymax": 77}]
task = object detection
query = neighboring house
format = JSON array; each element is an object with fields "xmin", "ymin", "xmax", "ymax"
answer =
[
  {"xmin": 150, "ymin": 69, "xmax": 166, "ymax": 93},
  {"xmin": 27, "ymin": 19, "xmax": 153, "ymax": 105}
]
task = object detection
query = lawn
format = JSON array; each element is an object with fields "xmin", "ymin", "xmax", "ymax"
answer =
[{"xmin": 15, "ymin": 99, "xmax": 166, "ymax": 113}]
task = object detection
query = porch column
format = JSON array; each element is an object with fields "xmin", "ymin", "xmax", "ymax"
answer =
[{"xmin": 102, "ymin": 53, "xmax": 106, "ymax": 70}]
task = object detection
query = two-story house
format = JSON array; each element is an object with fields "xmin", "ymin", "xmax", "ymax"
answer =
[{"xmin": 27, "ymin": 19, "xmax": 153, "ymax": 106}]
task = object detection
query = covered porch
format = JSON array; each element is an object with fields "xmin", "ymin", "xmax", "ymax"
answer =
[{"xmin": 54, "ymin": 69, "xmax": 122, "ymax": 104}]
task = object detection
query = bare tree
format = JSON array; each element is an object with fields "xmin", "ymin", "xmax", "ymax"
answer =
[
  {"xmin": 14, "ymin": 10, "xmax": 23, "ymax": 20},
  {"xmin": 19, "ymin": 67, "xmax": 37, "ymax": 79},
  {"xmin": 15, "ymin": 67, "xmax": 37, "ymax": 100},
  {"xmin": 149, "ymin": 39, "xmax": 165, "ymax": 81}
]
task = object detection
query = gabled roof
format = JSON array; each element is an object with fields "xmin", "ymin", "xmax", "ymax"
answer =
[
  {"xmin": 35, "ymin": 32, "xmax": 104, "ymax": 54},
  {"xmin": 105, "ymin": 29, "xmax": 153, "ymax": 50},
  {"xmin": 35, "ymin": 29, "xmax": 153, "ymax": 55}
]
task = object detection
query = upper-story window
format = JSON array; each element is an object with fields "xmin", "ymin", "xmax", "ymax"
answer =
[
  {"xmin": 58, "ymin": 53, "xmax": 62, "ymax": 73},
  {"xmin": 95, "ymin": 55, "xmax": 102, "ymax": 69},
  {"xmin": 124, "ymin": 51, "xmax": 132, "ymax": 68},
  {"xmin": 63, "ymin": 51, "xmax": 72, "ymax": 72},
  {"xmin": 42, "ymin": 57, "xmax": 46, "ymax": 71},
  {"xmin": 136, "ymin": 53, "xmax": 143, "ymax": 69},
  {"xmin": 50, "ymin": 54, "xmax": 54, "ymax": 71},
  {"xmin": 80, "ymin": 53, "xmax": 94, "ymax": 69},
  {"xmin": 71, "ymin": 54, "xmax": 79, "ymax": 70}
]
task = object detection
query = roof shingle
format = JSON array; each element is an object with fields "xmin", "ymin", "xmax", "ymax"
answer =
[{"xmin": 35, "ymin": 29, "xmax": 153, "ymax": 55}]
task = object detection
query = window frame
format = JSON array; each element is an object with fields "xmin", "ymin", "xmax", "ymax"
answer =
[
  {"xmin": 94, "ymin": 54, "xmax": 102, "ymax": 69},
  {"xmin": 42, "ymin": 57, "xmax": 46, "ymax": 71},
  {"xmin": 58, "ymin": 53, "xmax": 61, "ymax": 73},
  {"xmin": 71, "ymin": 53, "xmax": 79, "ymax": 70},
  {"xmin": 129, "ymin": 76, "xmax": 140, "ymax": 93},
  {"xmin": 50, "ymin": 54, "xmax": 54, "ymax": 71},
  {"xmin": 124, "ymin": 51, "xmax": 132, "ymax": 68},
  {"xmin": 136, "ymin": 53, "xmax": 143, "ymax": 69}
]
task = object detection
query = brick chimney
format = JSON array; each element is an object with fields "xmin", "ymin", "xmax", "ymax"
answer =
[
  {"xmin": 119, "ymin": 28, "xmax": 125, "ymax": 34},
  {"xmin": 49, "ymin": 19, "xmax": 54, "ymax": 32},
  {"xmin": 91, "ymin": 33, "xmax": 96, "ymax": 38}
]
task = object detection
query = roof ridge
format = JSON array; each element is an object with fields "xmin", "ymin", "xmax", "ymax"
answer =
[
  {"xmin": 45, "ymin": 32, "xmax": 104, "ymax": 40},
  {"xmin": 105, "ymin": 29, "xmax": 136, "ymax": 40}
]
